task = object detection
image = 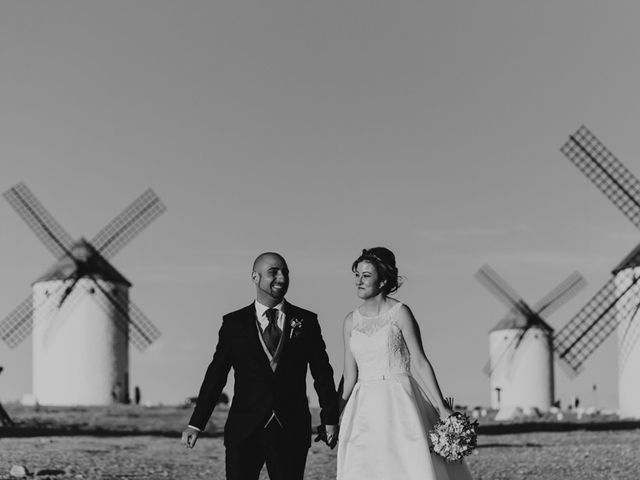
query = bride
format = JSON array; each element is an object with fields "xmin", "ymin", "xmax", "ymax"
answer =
[{"xmin": 337, "ymin": 247, "xmax": 473, "ymax": 480}]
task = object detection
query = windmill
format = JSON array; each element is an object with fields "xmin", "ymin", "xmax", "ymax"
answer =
[
  {"xmin": 0, "ymin": 183, "xmax": 165, "ymax": 406},
  {"xmin": 476, "ymin": 265, "xmax": 585, "ymax": 419},
  {"xmin": 557, "ymin": 125, "xmax": 640, "ymax": 418}
]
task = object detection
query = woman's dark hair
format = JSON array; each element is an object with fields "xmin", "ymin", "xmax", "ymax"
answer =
[{"xmin": 351, "ymin": 247, "xmax": 402, "ymax": 295}]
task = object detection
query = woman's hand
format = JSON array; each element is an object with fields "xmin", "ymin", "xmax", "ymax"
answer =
[
  {"xmin": 439, "ymin": 405, "xmax": 455, "ymax": 420},
  {"xmin": 439, "ymin": 395, "xmax": 456, "ymax": 420}
]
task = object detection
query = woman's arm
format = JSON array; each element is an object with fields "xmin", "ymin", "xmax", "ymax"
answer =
[
  {"xmin": 339, "ymin": 312, "xmax": 358, "ymax": 415},
  {"xmin": 397, "ymin": 305, "xmax": 453, "ymax": 419}
]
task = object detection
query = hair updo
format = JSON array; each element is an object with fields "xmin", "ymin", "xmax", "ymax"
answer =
[{"xmin": 351, "ymin": 247, "xmax": 402, "ymax": 295}]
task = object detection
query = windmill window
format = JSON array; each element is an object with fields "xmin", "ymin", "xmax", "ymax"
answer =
[
  {"xmin": 89, "ymin": 287, "xmax": 96, "ymax": 294},
  {"xmin": 45, "ymin": 290, "xmax": 50, "ymax": 297}
]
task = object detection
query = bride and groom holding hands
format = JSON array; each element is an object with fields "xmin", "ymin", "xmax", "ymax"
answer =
[{"xmin": 182, "ymin": 248, "xmax": 473, "ymax": 480}]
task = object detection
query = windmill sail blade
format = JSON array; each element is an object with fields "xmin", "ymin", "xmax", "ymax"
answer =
[
  {"xmin": 57, "ymin": 276, "xmax": 81, "ymax": 309},
  {"xmin": 475, "ymin": 265, "xmax": 534, "ymax": 318},
  {"xmin": 505, "ymin": 331, "xmax": 537, "ymax": 380},
  {"xmin": 42, "ymin": 280, "xmax": 89, "ymax": 346},
  {"xmin": 0, "ymin": 296, "xmax": 34, "ymax": 348},
  {"xmin": 511, "ymin": 323, "xmax": 531, "ymax": 351},
  {"xmin": 91, "ymin": 189, "xmax": 166, "ymax": 259},
  {"xmin": 561, "ymin": 126, "xmax": 640, "ymax": 229},
  {"xmin": 481, "ymin": 359, "xmax": 492, "ymax": 376},
  {"xmin": 483, "ymin": 316, "xmax": 528, "ymax": 377},
  {"xmin": 127, "ymin": 301, "xmax": 162, "ymax": 351},
  {"xmin": 0, "ymin": 280, "xmax": 76, "ymax": 348},
  {"xmin": 533, "ymin": 272, "xmax": 586, "ymax": 317},
  {"xmin": 85, "ymin": 275, "xmax": 161, "ymax": 351},
  {"xmin": 4, "ymin": 182, "xmax": 75, "ymax": 259},
  {"xmin": 554, "ymin": 276, "xmax": 640, "ymax": 376}
]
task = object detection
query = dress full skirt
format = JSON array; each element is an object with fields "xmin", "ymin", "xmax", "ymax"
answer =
[{"xmin": 336, "ymin": 302, "xmax": 473, "ymax": 480}]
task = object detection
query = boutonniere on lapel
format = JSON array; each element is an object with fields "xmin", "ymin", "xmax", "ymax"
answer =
[{"xmin": 289, "ymin": 318, "xmax": 304, "ymax": 339}]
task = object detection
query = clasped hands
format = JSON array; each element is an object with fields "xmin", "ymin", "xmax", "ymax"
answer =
[{"xmin": 314, "ymin": 424, "xmax": 338, "ymax": 449}]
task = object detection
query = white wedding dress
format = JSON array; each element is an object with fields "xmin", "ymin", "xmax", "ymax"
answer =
[{"xmin": 337, "ymin": 302, "xmax": 473, "ymax": 480}]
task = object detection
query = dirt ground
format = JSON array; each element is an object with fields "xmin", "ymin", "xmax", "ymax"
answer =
[
  {"xmin": 2, "ymin": 429, "xmax": 640, "ymax": 479},
  {"xmin": 1, "ymin": 405, "xmax": 639, "ymax": 479}
]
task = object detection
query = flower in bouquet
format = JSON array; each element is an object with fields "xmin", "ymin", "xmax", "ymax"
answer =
[{"xmin": 429, "ymin": 410, "xmax": 479, "ymax": 462}]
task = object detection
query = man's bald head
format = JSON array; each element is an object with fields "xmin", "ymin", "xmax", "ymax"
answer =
[
  {"xmin": 252, "ymin": 252, "xmax": 290, "ymax": 305},
  {"xmin": 252, "ymin": 252, "xmax": 286, "ymax": 273}
]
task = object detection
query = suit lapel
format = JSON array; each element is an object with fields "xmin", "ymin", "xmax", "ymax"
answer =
[{"xmin": 281, "ymin": 302, "xmax": 292, "ymax": 346}]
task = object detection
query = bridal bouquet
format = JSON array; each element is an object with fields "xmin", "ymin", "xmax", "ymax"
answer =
[{"xmin": 429, "ymin": 400, "xmax": 478, "ymax": 462}]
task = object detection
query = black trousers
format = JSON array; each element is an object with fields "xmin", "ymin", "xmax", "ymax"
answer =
[{"xmin": 225, "ymin": 420, "xmax": 309, "ymax": 480}]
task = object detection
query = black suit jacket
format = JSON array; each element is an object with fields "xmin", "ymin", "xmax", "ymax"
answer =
[{"xmin": 189, "ymin": 301, "xmax": 339, "ymax": 447}]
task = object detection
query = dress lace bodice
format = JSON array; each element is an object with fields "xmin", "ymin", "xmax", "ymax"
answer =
[{"xmin": 350, "ymin": 302, "xmax": 411, "ymax": 380}]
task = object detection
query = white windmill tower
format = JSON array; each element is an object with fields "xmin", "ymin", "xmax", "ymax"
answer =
[
  {"xmin": 558, "ymin": 126, "xmax": 640, "ymax": 418},
  {"xmin": 475, "ymin": 265, "xmax": 585, "ymax": 420},
  {"xmin": 0, "ymin": 183, "xmax": 165, "ymax": 406}
]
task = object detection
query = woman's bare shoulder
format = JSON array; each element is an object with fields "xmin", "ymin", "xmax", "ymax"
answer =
[
  {"xmin": 343, "ymin": 311, "xmax": 354, "ymax": 327},
  {"xmin": 396, "ymin": 303, "xmax": 417, "ymax": 327}
]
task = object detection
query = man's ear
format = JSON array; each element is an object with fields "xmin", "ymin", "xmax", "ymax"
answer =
[{"xmin": 251, "ymin": 271, "xmax": 259, "ymax": 284}]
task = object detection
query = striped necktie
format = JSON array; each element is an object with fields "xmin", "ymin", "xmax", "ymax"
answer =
[{"xmin": 263, "ymin": 308, "xmax": 281, "ymax": 355}]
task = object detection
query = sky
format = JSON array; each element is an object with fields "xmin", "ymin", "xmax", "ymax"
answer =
[{"xmin": 1, "ymin": 1, "xmax": 640, "ymax": 411}]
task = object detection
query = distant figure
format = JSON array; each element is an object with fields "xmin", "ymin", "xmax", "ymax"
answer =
[
  {"xmin": 134, "ymin": 386, "xmax": 141, "ymax": 405},
  {"xmin": 0, "ymin": 367, "xmax": 15, "ymax": 427},
  {"xmin": 569, "ymin": 395, "xmax": 579, "ymax": 410},
  {"xmin": 112, "ymin": 381, "xmax": 123, "ymax": 403}
]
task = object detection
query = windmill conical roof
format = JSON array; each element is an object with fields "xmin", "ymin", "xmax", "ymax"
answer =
[
  {"xmin": 489, "ymin": 309, "xmax": 554, "ymax": 333},
  {"xmin": 612, "ymin": 241, "xmax": 640, "ymax": 274},
  {"xmin": 33, "ymin": 238, "xmax": 131, "ymax": 286}
]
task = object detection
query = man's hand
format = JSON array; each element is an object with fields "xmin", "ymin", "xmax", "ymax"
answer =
[
  {"xmin": 181, "ymin": 426, "xmax": 200, "ymax": 449},
  {"xmin": 325, "ymin": 424, "xmax": 338, "ymax": 448}
]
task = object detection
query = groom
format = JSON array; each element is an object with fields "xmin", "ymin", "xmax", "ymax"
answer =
[{"xmin": 182, "ymin": 252, "xmax": 340, "ymax": 480}]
